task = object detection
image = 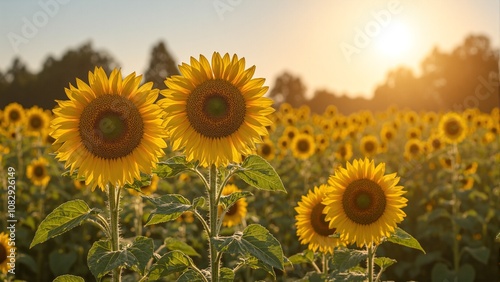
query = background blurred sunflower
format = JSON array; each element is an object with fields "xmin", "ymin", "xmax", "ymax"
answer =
[
  {"xmin": 26, "ymin": 157, "xmax": 51, "ymax": 186},
  {"xmin": 160, "ymin": 52, "xmax": 274, "ymax": 167},
  {"xmin": 291, "ymin": 133, "xmax": 316, "ymax": 160},
  {"xmin": 323, "ymin": 158, "xmax": 407, "ymax": 247},
  {"xmin": 295, "ymin": 185, "xmax": 344, "ymax": 254},
  {"xmin": 25, "ymin": 106, "xmax": 50, "ymax": 136},
  {"xmin": 0, "ymin": 232, "xmax": 12, "ymax": 274},
  {"xmin": 51, "ymin": 67, "xmax": 167, "ymax": 190},
  {"xmin": 218, "ymin": 184, "xmax": 248, "ymax": 227},
  {"xmin": 257, "ymin": 139, "xmax": 275, "ymax": 161},
  {"xmin": 360, "ymin": 135, "xmax": 379, "ymax": 157},
  {"xmin": 3, "ymin": 102, "xmax": 25, "ymax": 127},
  {"xmin": 438, "ymin": 112, "xmax": 468, "ymax": 144}
]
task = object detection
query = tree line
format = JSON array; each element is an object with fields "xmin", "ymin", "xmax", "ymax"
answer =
[{"xmin": 0, "ymin": 34, "xmax": 498, "ymax": 114}]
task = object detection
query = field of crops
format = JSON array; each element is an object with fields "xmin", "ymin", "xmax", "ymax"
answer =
[{"xmin": 0, "ymin": 64, "xmax": 499, "ymax": 281}]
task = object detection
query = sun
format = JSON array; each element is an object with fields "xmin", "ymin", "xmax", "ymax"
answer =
[{"xmin": 376, "ymin": 21, "xmax": 412, "ymax": 57}]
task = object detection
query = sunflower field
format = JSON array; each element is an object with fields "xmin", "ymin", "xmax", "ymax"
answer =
[{"xmin": 0, "ymin": 53, "xmax": 499, "ymax": 282}]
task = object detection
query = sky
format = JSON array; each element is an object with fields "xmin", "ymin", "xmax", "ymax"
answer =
[{"xmin": 0, "ymin": 0, "xmax": 499, "ymax": 99}]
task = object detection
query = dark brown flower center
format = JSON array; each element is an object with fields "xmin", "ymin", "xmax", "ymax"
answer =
[
  {"xmin": 9, "ymin": 109, "xmax": 21, "ymax": 122},
  {"xmin": 29, "ymin": 115, "xmax": 43, "ymax": 130},
  {"xmin": 445, "ymin": 119, "xmax": 461, "ymax": 136},
  {"xmin": 342, "ymin": 179, "xmax": 386, "ymax": 225},
  {"xmin": 409, "ymin": 144, "xmax": 420, "ymax": 154},
  {"xmin": 297, "ymin": 139, "xmax": 311, "ymax": 153},
  {"xmin": 186, "ymin": 79, "xmax": 246, "ymax": 138},
  {"xmin": 364, "ymin": 141, "xmax": 375, "ymax": 153},
  {"xmin": 34, "ymin": 165, "xmax": 45, "ymax": 178},
  {"xmin": 261, "ymin": 143, "xmax": 272, "ymax": 156},
  {"xmin": 310, "ymin": 203, "xmax": 336, "ymax": 237},
  {"xmin": 79, "ymin": 95, "xmax": 144, "ymax": 159},
  {"xmin": 226, "ymin": 201, "xmax": 239, "ymax": 216}
]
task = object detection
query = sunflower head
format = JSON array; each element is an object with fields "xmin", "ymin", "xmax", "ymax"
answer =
[
  {"xmin": 295, "ymin": 185, "xmax": 345, "ymax": 254},
  {"xmin": 3, "ymin": 102, "xmax": 25, "ymax": 127},
  {"xmin": 257, "ymin": 139, "xmax": 275, "ymax": 161},
  {"xmin": 51, "ymin": 67, "xmax": 167, "ymax": 190},
  {"xmin": 360, "ymin": 135, "xmax": 379, "ymax": 157},
  {"xmin": 404, "ymin": 139, "xmax": 423, "ymax": 160},
  {"xmin": 26, "ymin": 157, "xmax": 51, "ymax": 186},
  {"xmin": 160, "ymin": 52, "xmax": 274, "ymax": 167},
  {"xmin": 218, "ymin": 184, "xmax": 248, "ymax": 227},
  {"xmin": 25, "ymin": 106, "xmax": 50, "ymax": 135},
  {"xmin": 291, "ymin": 133, "xmax": 316, "ymax": 160},
  {"xmin": 0, "ymin": 232, "xmax": 14, "ymax": 274},
  {"xmin": 323, "ymin": 158, "xmax": 407, "ymax": 247},
  {"xmin": 439, "ymin": 112, "xmax": 468, "ymax": 144}
]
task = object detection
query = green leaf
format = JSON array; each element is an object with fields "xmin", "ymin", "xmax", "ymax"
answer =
[
  {"xmin": 164, "ymin": 237, "xmax": 201, "ymax": 257},
  {"xmin": 219, "ymin": 267, "xmax": 235, "ymax": 282},
  {"xmin": 288, "ymin": 250, "xmax": 315, "ymax": 265},
  {"xmin": 127, "ymin": 236, "xmax": 155, "ymax": 275},
  {"xmin": 496, "ymin": 232, "xmax": 500, "ymax": 243},
  {"xmin": 457, "ymin": 263, "xmax": 475, "ymax": 282},
  {"xmin": 154, "ymin": 156, "xmax": 196, "ymax": 178},
  {"xmin": 87, "ymin": 240, "xmax": 114, "ymax": 279},
  {"xmin": 219, "ymin": 191, "xmax": 252, "ymax": 210},
  {"xmin": 215, "ymin": 224, "xmax": 285, "ymax": 271},
  {"xmin": 235, "ymin": 155, "xmax": 286, "ymax": 193},
  {"xmin": 30, "ymin": 200, "xmax": 96, "ymax": 248},
  {"xmin": 52, "ymin": 275, "xmax": 85, "ymax": 282},
  {"xmin": 243, "ymin": 255, "xmax": 276, "ymax": 279},
  {"xmin": 463, "ymin": 246, "xmax": 490, "ymax": 264},
  {"xmin": 387, "ymin": 227, "xmax": 426, "ymax": 254},
  {"xmin": 332, "ymin": 248, "xmax": 367, "ymax": 272},
  {"xmin": 123, "ymin": 174, "xmax": 151, "ymax": 192},
  {"xmin": 431, "ymin": 263, "xmax": 451, "ymax": 282},
  {"xmin": 145, "ymin": 194, "xmax": 192, "ymax": 225},
  {"xmin": 374, "ymin": 257, "xmax": 396, "ymax": 270},
  {"xmin": 148, "ymin": 250, "xmax": 193, "ymax": 280},
  {"xmin": 176, "ymin": 269, "xmax": 205, "ymax": 282},
  {"xmin": 192, "ymin": 196, "xmax": 206, "ymax": 209}
]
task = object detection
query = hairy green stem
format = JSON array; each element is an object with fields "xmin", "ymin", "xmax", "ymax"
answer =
[
  {"xmin": 367, "ymin": 243, "xmax": 375, "ymax": 282},
  {"xmin": 208, "ymin": 164, "xmax": 220, "ymax": 282},
  {"xmin": 108, "ymin": 185, "xmax": 122, "ymax": 282}
]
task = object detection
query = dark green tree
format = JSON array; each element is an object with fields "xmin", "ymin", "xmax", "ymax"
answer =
[{"xmin": 144, "ymin": 41, "xmax": 179, "ymax": 89}]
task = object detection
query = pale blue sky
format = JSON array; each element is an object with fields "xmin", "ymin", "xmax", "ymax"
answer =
[{"xmin": 1, "ymin": 0, "xmax": 499, "ymax": 99}]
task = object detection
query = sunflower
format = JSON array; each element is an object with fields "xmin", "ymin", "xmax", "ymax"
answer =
[
  {"xmin": 277, "ymin": 136, "xmax": 290, "ymax": 152},
  {"xmin": 129, "ymin": 175, "xmax": 160, "ymax": 196},
  {"xmin": 360, "ymin": 135, "xmax": 379, "ymax": 158},
  {"xmin": 25, "ymin": 106, "xmax": 50, "ymax": 135},
  {"xmin": 460, "ymin": 177, "xmax": 475, "ymax": 190},
  {"xmin": 160, "ymin": 52, "xmax": 273, "ymax": 167},
  {"xmin": 380, "ymin": 124, "xmax": 396, "ymax": 143},
  {"xmin": 426, "ymin": 133, "xmax": 443, "ymax": 153},
  {"xmin": 283, "ymin": 126, "xmax": 299, "ymax": 141},
  {"xmin": 26, "ymin": 157, "xmax": 51, "ymax": 186},
  {"xmin": 404, "ymin": 139, "xmax": 423, "ymax": 160},
  {"xmin": 324, "ymin": 105, "xmax": 338, "ymax": 118},
  {"xmin": 315, "ymin": 134, "xmax": 329, "ymax": 152},
  {"xmin": 438, "ymin": 112, "xmax": 468, "ymax": 144},
  {"xmin": 295, "ymin": 185, "xmax": 344, "ymax": 254},
  {"xmin": 257, "ymin": 139, "xmax": 275, "ymax": 161},
  {"xmin": 0, "ymin": 232, "xmax": 13, "ymax": 274},
  {"xmin": 219, "ymin": 184, "xmax": 248, "ymax": 227},
  {"xmin": 323, "ymin": 158, "xmax": 407, "ymax": 247},
  {"xmin": 3, "ymin": 102, "xmax": 25, "ymax": 127},
  {"xmin": 406, "ymin": 127, "xmax": 421, "ymax": 140},
  {"xmin": 335, "ymin": 143, "xmax": 353, "ymax": 162},
  {"xmin": 291, "ymin": 133, "xmax": 316, "ymax": 160},
  {"xmin": 51, "ymin": 67, "xmax": 167, "ymax": 191}
]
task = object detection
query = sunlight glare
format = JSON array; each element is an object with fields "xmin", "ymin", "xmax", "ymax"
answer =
[{"xmin": 376, "ymin": 22, "xmax": 412, "ymax": 57}]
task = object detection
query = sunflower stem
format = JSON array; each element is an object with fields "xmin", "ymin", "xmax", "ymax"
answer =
[
  {"xmin": 450, "ymin": 143, "xmax": 461, "ymax": 275},
  {"xmin": 108, "ymin": 185, "xmax": 122, "ymax": 282},
  {"xmin": 367, "ymin": 243, "xmax": 375, "ymax": 282},
  {"xmin": 208, "ymin": 164, "xmax": 220, "ymax": 282},
  {"xmin": 134, "ymin": 196, "xmax": 143, "ymax": 236}
]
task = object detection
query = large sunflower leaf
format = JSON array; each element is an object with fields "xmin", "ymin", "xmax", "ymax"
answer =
[
  {"xmin": 30, "ymin": 200, "xmax": 98, "ymax": 248},
  {"xmin": 219, "ymin": 191, "xmax": 252, "ymax": 210},
  {"xmin": 235, "ymin": 155, "xmax": 286, "ymax": 193},
  {"xmin": 154, "ymin": 156, "xmax": 196, "ymax": 178},
  {"xmin": 127, "ymin": 236, "xmax": 155, "ymax": 275},
  {"xmin": 176, "ymin": 269, "xmax": 206, "ymax": 282},
  {"xmin": 213, "ymin": 224, "xmax": 285, "ymax": 271},
  {"xmin": 386, "ymin": 227, "xmax": 426, "ymax": 254},
  {"xmin": 332, "ymin": 248, "xmax": 367, "ymax": 272},
  {"xmin": 164, "ymin": 237, "xmax": 201, "ymax": 257},
  {"xmin": 52, "ymin": 275, "xmax": 85, "ymax": 282},
  {"xmin": 148, "ymin": 250, "xmax": 193, "ymax": 280},
  {"xmin": 144, "ymin": 194, "xmax": 192, "ymax": 225},
  {"xmin": 463, "ymin": 246, "xmax": 490, "ymax": 264}
]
